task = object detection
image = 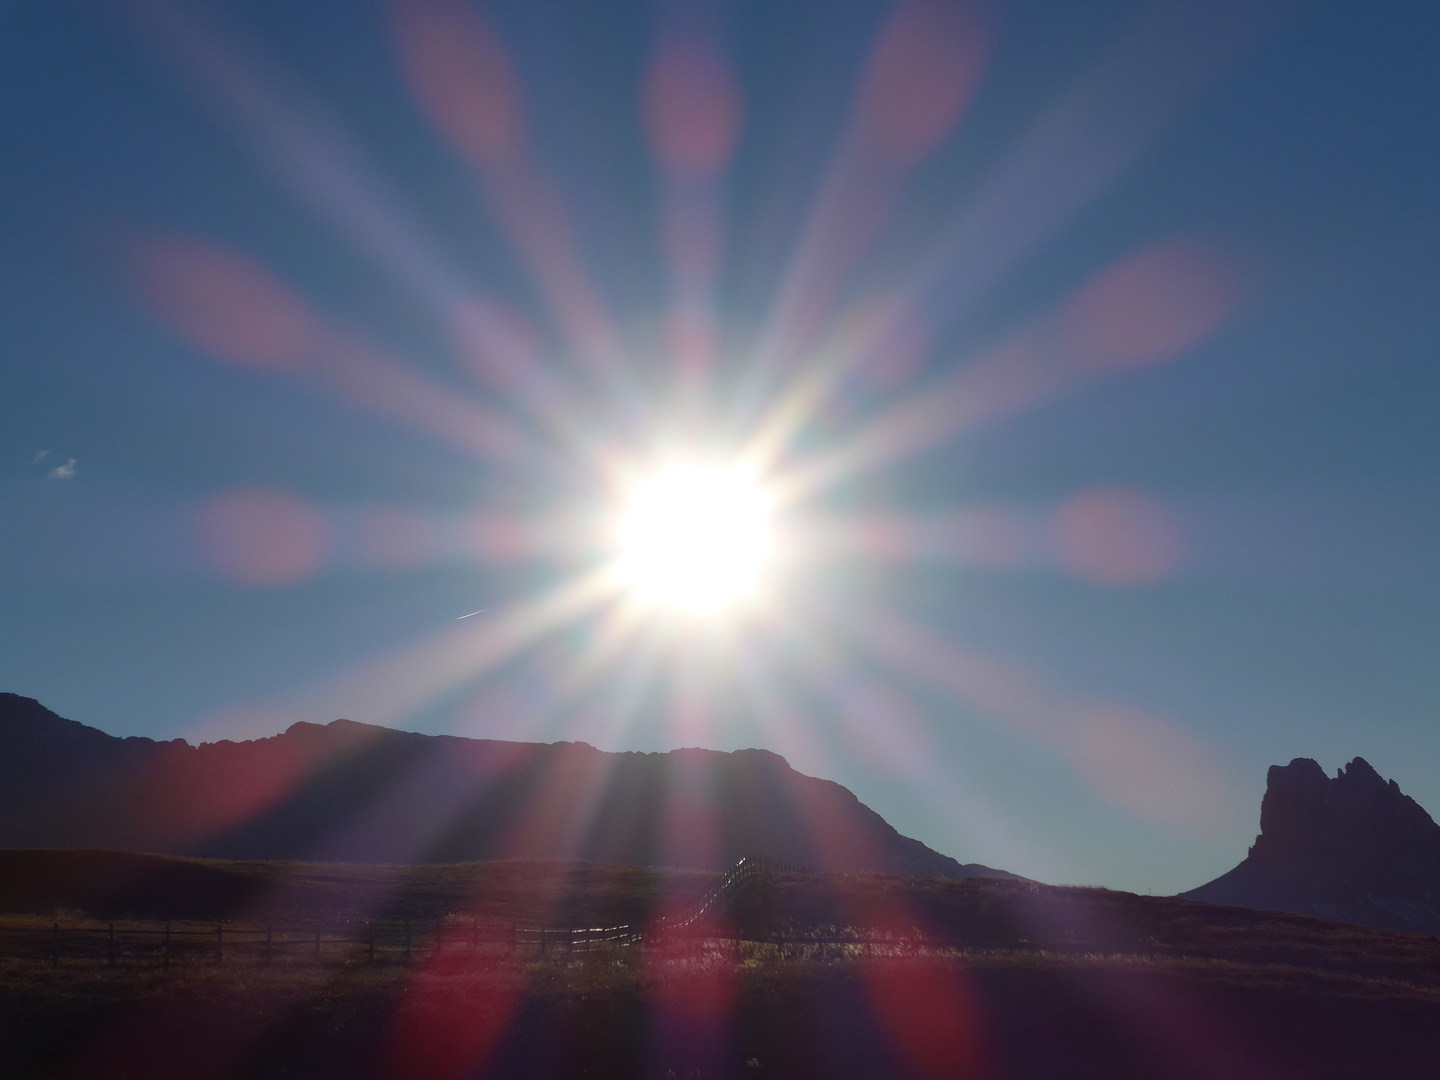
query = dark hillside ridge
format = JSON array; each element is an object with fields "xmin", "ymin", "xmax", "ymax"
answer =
[
  {"xmin": 0, "ymin": 849, "xmax": 713, "ymax": 924},
  {"xmin": 0, "ymin": 693, "xmax": 1012, "ymax": 879},
  {"xmin": 1182, "ymin": 756, "xmax": 1440, "ymax": 934}
]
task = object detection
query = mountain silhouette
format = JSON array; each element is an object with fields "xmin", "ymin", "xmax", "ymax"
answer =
[
  {"xmin": 1182, "ymin": 756, "xmax": 1440, "ymax": 934},
  {"xmin": 0, "ymin": 693, "xmax": 1012, "ymax": 879}
]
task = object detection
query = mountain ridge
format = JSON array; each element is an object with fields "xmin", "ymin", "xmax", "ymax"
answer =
[{"xmin": 0, "ymin": 692, "xmax": 1014, "ymax": 880}]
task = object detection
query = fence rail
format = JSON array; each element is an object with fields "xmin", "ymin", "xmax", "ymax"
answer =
[
  {"xmin": 0, "ymin": 854, "xmax": 828, "ymax": 967},
  {"xmin": 0, "ymin": 921, "xmax": 973, "ymax": 968},
  {"xmin": 656, "ymin": 854, "xmax": 812, "ymax": 931}
]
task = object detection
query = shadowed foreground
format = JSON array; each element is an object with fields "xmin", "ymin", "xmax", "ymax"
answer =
[{"xmin": 3, "ymin": 853, "xmax": 1440, "ymax": 1079}]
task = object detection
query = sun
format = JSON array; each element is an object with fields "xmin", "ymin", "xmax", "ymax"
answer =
[{"xmin": 614, "ymin": 463, "xmax": 773, "ymax": 613}]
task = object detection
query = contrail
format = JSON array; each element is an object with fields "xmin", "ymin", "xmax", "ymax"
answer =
[{"xmin": 456, "ymin": 608, "xmax": 489, "ymax": 620}]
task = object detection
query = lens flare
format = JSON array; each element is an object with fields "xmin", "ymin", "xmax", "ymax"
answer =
[
  {"xmin": 643, "ymin": 35, "xmax": 742, "ymax": 180},
  {"xmin": 116, "ymin": 0, "xmax": 1278, "ymax": 913},
  {"xmin": 616, "ymin": 465, "xmax": 772, "ymax": 613},
  {"xmin": 1051, "ymin": 487, "xmax": 1182, "ymax": 587},
  {"xmin": 198, "ymin": 487, "xmax": 330, "ymax": 587}
]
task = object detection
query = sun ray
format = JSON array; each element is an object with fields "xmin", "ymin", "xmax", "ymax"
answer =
[
  {"xmin": 192, "ymin": 567, "xmax": 619, "ymax": 743},
  {"xmin": 882, "ymin": 0, "xmax": 1283, "ymax": 346},
  {"xmin": 392, "ymin": 0, "xmax": 625, "ymax": 382},
  {"xmin": 776, "ymin": 243, "xmax": 1236, "ymax": 501},
  {"xmin": 841, "ymin": 605, "xmax": 1236, "ymax": 833},
  {"xmin": 744, "ymin": 1, "xmax": 990, "ymax": 376},
  {"xmin": 738, "ymin": 2, "xmax": 1279, "ymax": 489},
  {"xmin": 129, "ymin": 0, "xmax": 475, "ymax": 313},
  {"xmin": 644, "ymin": 31, "xmax": 741, "ymax": 387},
  {"xmin": 127, "ymin": 0, "xmax": 647, "ymax": 472},
  {"xmin": 136, "ymin": 235, "xmax": 540, "ymax": 466}
]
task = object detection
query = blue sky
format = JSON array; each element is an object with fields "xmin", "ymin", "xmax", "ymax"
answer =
[{"xmin": 3, "ymin": 0, "xmax": 1439, "ymax": 893}]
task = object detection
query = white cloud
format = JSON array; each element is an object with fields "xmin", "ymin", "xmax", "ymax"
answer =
[
  {"xmin": 32, "ymin": 449, "xmax": 49, "ymax": 463},
  {"xmin": 48, "ymin": 458, "xmax": 77, "ymax": 480}
]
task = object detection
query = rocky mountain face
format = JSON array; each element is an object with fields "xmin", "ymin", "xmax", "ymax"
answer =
[
  {"xmin": 1182, "ymin": 756, "xmax": 1440, "ymax": 934},
  {"xmin": 0, "ymin": 693, "xmax": 1012, "ymax": 880}
]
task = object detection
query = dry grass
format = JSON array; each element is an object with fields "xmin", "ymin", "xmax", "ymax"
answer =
[{"xmin": 4, "ymin": 853, "xmax": 1440, "ymax": 1078}]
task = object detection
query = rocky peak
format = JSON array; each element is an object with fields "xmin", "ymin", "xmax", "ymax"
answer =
[
  {"xmin": 1251, "ymin": 756, "xmax": 1438, "ymax": 872},
  {"xmin": 1185, "ymin": 755, "xmax": 1440, "ymax": 934}
]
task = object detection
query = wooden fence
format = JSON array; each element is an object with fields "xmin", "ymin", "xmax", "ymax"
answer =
[
  {"xmin": 0, "ymin": 855, "xmax": 913, "ymax": 969},
  {"xmin": 0, "ymin": 919, "xmax": 965, "ymax": 968},
  {"xmin": 658, "ymin": 855, "xmax": 812, "ymax": 931},
  {"xmin": 0, "ymin": 919, "xmax": 647, "ymax": 966}
]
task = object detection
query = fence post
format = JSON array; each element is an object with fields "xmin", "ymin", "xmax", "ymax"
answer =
[
  {"xmin": 164, "ymin": 923, "xmax": 171, "ymax": 967},
  {"xmin": 108, "ymin": 923, "xmax": 116, "ymax": 967},
  {"xmin": 51, "ymin": 922, "xmax": 59, "ymax": 966}
]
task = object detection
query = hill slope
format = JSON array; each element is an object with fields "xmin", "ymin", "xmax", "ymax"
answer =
[
  {"xmin": 1182, "ymin": 756, "xmax": 1440, "ymax": 934},
  {"xmin": 0, "ymin": 693, "xmax": 1010, "ymax": 879}
]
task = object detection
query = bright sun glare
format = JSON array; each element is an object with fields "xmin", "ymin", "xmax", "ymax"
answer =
[{"xmin": 616, "ymin": 464, "xmax": 773, "ymax": 613}]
